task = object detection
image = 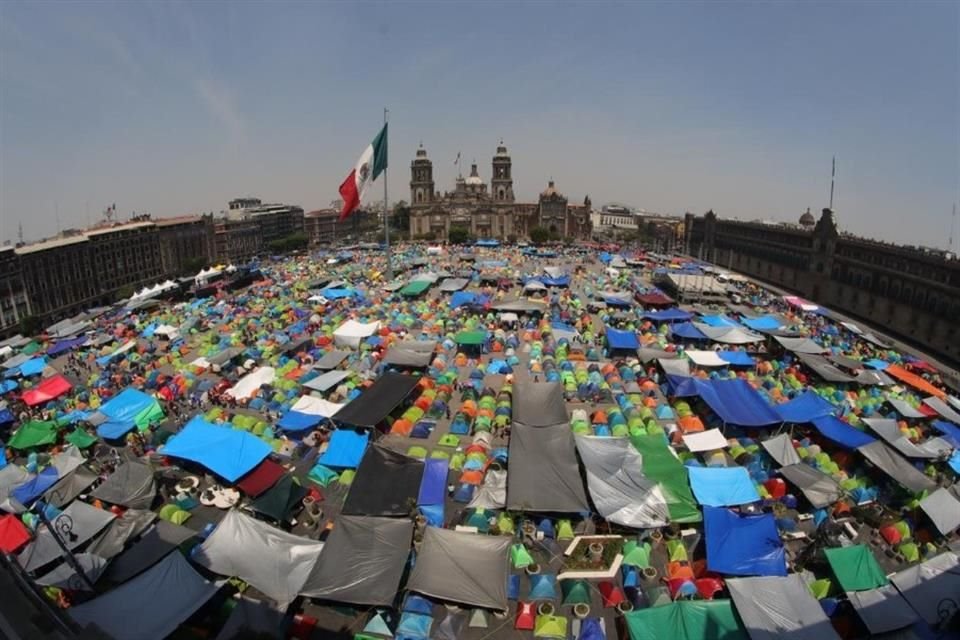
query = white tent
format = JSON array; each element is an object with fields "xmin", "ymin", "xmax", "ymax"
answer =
[
  {"xmin": 333, "ymin": 320, "xmax": 381, "ymax": 348},
  {"xmin": 290, "ymin": 395, "xmax": 344, "ymax": 418},
  {"xmin": 685, "ymin": 350, "xmax": 730, "ymax": 368},
  {"xmin": 225, "ymin": 367, "xmax": 276, "ymax": 400},
  {"xmin": 154, "ymin": 324, "xmax": 180, "ymax": 341},
  {"xmin": 682, "ymin": 429, "xmax": 729, "ymax": 453},
  {"xmin": 192, "ymin": 509, "xmax": 324, "ymax": 606}
]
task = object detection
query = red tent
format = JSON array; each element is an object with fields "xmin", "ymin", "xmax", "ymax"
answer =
[
  {"xmin": 599, "ymin": 581, "xmax": 626, "ymax": 607},
  {"xmin": 22, "ymin": 375, "xmax": 72, "ymax": 407},
  {"xmin": 514, "ymin": 602, "xmax": 535, "ymax": 630},
  {"xmin": 0, "ymin": 514, "xmax": 31, "ymax": 553},
  {"xmin": 235, "ymin": 459, "xmax": 286, "ymax": 497},
  {"xmin": 636, "ymin": 292, "xmax": 675, "ymax": 308}
]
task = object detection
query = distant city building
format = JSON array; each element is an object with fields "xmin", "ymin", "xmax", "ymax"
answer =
[
  {"xmin": 304, "ymin": 209, "xmax": 340, "ymax": 247},
  {"xmin": 214, "ymin": 218, "xmax": 261, "ymax": 263},
  {"xmin": 226, "ymin": 197, "xmax": 305, "ymax": 247},
  {"xmin": 0, "ymin": 247, "xmax": 30, "ymax": 334},
  {"xmin": 591, "ymin": 206, "xmax": 638, "ymax": 231},
  {"xmin": 155, "ymin": 215, "xmax": 215, "ymax": 275},
  {"xmin": 686, "ymin": 208, "xmax": 960, "ymax": 366},
  {"xmin": 407, "ymin": 142, "xmax": 592, "ymax": 241}
]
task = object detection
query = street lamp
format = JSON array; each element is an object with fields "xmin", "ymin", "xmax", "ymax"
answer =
[{"xmin": 32, "ymin": 499, "xmax": 95, "ymax": 591}]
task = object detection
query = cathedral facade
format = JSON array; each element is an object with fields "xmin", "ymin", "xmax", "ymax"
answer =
[{"xmin": 408, "ymin": 142, "xmax": 593, "ymax": 241}]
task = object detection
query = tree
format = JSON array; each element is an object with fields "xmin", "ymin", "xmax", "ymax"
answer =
[
  {"xmin": 18, "ymin": 315, "xmax": 41, "ymax": 337},
  {"xmin": 529, "ymin": 226, "xmax": 549, "ymax": 245},
  {"xmin": 448, "ymin": 227, "xmax": 471, "ymax": 245},
  {"xmin": 116, "ymin": 284, "xmax": 136, "ymax": 301},
  {"xmin": 392, "ymin": 200, "xmax": 410, "ymax": 231},
  {"xmin": 268, "ymin": 232, "xmax": 308, "ymax": 253},
  {"xmin": 181, "ymin": 255, "xmax": 207, "ymax": 277}
]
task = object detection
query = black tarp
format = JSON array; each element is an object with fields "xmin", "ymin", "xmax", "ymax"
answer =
[
  {"xmin": 333, "ymin": 372, "xmax": 419, "ymax": 429},
  {"xmin": 778, "ymin": 464, "xmax": 841, "ymax": 508},
  {"xmin": 102, "ymin": 520, "xmax": 197, "ymax": 584},
  {"xmin": 300, "ymin": 515, "xmax": 413, "ymax": 606},
  {"xmin": 507, "ymin": 382, "xmax": 589, "ymax": 513},
  {"xmin": 90, "ymin": 460, "xmax": 157, "ymax": 510},
  {"xmin": 796, "ymin": 353, "xmax": 856, "ymax": 383},
  {"xmin": 857, "ymin": 441, "xmax": 937, "ymax": 493},
  {"xmin": 341, "ymin": 445, "xmax": 425, "ymax": 516},
  {"xmin": 86, "ymin": 509, "xmax": 158, "ymax": 560},
  {"xmin": 249, "ymin": 474, "xmax": 307, "ymax": 523},
  {"xmin": 313, "ymin": 350, "xmax": 350, "ymax": 371}
]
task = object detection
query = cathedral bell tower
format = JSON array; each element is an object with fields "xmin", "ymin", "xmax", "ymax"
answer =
[
  {"xmin": 410, "ymin": 143, "xmax": 434, "ymax": 206},
  {"xmin": 491, "ymin": 140, "xmax": 514, "ymax": 203}
]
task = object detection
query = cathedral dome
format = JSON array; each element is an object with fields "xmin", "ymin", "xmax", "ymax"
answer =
[
  {"xmin": 465, "ymin": 163, "xmax": 483, "ymax": 186},
  {"xmin": 799, "ymin": 208, "xmax": 815, "ymax": 228},
  {"xmin": 541, "ymin": 180, "xmax": 560, "ymax": 197}
]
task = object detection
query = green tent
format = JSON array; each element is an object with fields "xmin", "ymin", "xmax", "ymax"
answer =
[
  {"xmin": 561, "ymin": 579, "xmax": 591, "ymax": 605},
  {"xmin": 400, "ymin": 280, "xmax": 431, "ymax": 297},
  {"xmin": 622, "ymin": 541, "xmax": 653, "ymax": 568},
  {"xmin": 134, "ymin": 399, "xmax": 165, "ymax": 432},
  {"xmin": 20, "ymin": 341, "xmax": 41, "ymax": 356},
  {"xmin": 533, "ymin": 614, "xmax": 567, "ymax": 639},
  {"xmin": 625, "ymin": 600, "xmax": 746, "ymax": 640},
  {"xmin": 437, "ymin": 434, "xmax": 460, "ymax": 448},
  {"xmin": 454, "ymin": 330, "xmax": 486, "ymax": 346},
  {"xmin": 8, "ymin": 420, "xmax": 58, "ymax": 450},
  {"xmin": 511, "ymin": 543, "xmax": 535, "ymax": 569},
  {"xmin": 630, "ymin": 433, "xmax": 701, "ymax": 523},
  {"xmin": 65, "ymin": 429, "xmax": 98, "ymax": 449},
  {"xmin": 807, "ymin": 578, "xmax": 832, "ymax": 600},
  {"xmin": 824, "ymin": 544, "xmax": 889, "ymax": 591}
]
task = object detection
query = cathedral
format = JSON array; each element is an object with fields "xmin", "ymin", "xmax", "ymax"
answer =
[{"xmin": 407, "ymin": 142, "xmax": 593, "ymax": 241}]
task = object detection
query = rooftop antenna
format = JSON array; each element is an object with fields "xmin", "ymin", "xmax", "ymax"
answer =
[
  {"xmin": 829, "ymin": 155, "xmax": 836, "ymax": 210},
  {"xmin": 18, "ymin": 222, "xmax": 23, "ymax": 244},
  {"xmin": 951, "ymin": 202, "xmax": 957, "ymax": 253}
]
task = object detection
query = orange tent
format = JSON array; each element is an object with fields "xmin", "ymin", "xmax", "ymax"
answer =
[
  {"xmin": 678, "ymin": 415, "xmax": 705, "ymax": 434},
  {"xmin": 884, "ymin": 364, "xmax": 946, "ymax": 399}
]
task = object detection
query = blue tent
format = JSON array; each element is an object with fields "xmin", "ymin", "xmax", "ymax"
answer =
[
  {"xmin": 643, "ymin": 309, "xmax": 693, "ymax": 323},
  {"xmin": 0, "ymin": 408, "xmax": 14, "ymax": 426},
  {"xmin": 704, "ymin": 506, "xmax": 787, "ymax": 576},
  {"xmin": 47, "ymin": 336, "xmax": 88, "ymax": 357},
  {"xmin": 931, "ymin": 420, "xmax": 960, "ymax": 448},
  {"xmin": 700, "ymin": 315, "xmax": 741, "ymax": 328},
  {"xmin": 277, "ymin": 411, "xmax": 322, "ymax": 432},
  {"xmin": 542, "ymin": 275, "xmax": 570, "ymax": 287},
  {"xmin": 670, "ymin": 322, "xmax": 708, "ymax": 341},
  {"xmin": 810, "ymin": 416, "xmax": 876, "ymax": 450},
  {"xmin": 161, "ymin": 416, "xmax": 271, "ymax": 482},
  {"xmin": 18, "ymin": 358, "xmax": 47, "ymax": 377},
  {"xmin": 0, "ymin": 380, "xmax": 17, "ymax": 394},
  {"xmin": 321, "ymin": 288, "xmax": 356, "ymax": 300},
  {"xmin": 528, "ymin": 574, "xmax": 558, "ymax": 600},
  {"xmin": 718, "ymin": 351, "xmax": 755, "ymax": 367},
  {"xmin": 687, "ymin": 466, "xmax": 761, "ymax": 507},
  {"xmin": 602, "ymin": 294, "xmax": 632, "ymax": 308},
  {"xmin": 578, "ymin": 618, "xmax": 606, "ymax": 640},
  {"xmin": 317, "ymin": 430, "xmax": 369, "ymax": 469},
  {"xmin": 97, "ymin": 388, "xmax": 161, "ymax": 439},
  {"xmin": 450, "ymin": 291, "xmax": 477, "ymax": 309},
  {"xmin": 775, "ymin": 391, "xmax": 836, "ymax": 423},
  {"xmin": 417, "ymin": 458, "xmax": 448, "ymax": 507},
  {"xmin": 742, "ymin": 316, "xmax": 782, "ymax": 331},
  {"xmin": 606, "ymin": 327, "xmax": 639, "ymax": 351}
]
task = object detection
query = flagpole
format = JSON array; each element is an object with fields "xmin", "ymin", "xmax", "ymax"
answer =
[{"xmin": 383, "ymin": 107, "xmax": 393, "ymax": 281}]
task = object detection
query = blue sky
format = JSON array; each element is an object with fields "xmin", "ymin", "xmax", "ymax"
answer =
[{"xmin": 1, "ymin": 1, "xmax": 957, "ymax": 248}]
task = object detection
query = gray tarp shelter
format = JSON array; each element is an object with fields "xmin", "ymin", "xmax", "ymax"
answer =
[
  {"xmin": 491, "ymin": 299, "xmax": 547, "ymax": 313},
  {"xmin": 50, "ymin": 446, "xmax": 86, "ymax": 477},
  {"xmin": 18, "ymin": 501, "xmax": 116, "ymax": 572},
  {"xmin": 923, "ymin": 396, "xmax": 960, "ymax": 424},
  {"xmin": 856, "ymin": 441, "xmax": 937, "ymax": 493},
  {"xmin": 43, "ymin": 467, "xmax": 98, "ymax": 508},
  {"xmin": 796, "ymin": 353, "xmax": 856, "ymax": 383},
  {"xmin": 761, "ymin": 434, "xmax": 802, "ymax": 467},
  {"xmin": 396, "ymin": 339, "xmax": 439, "ymax": 353},
  {"xmin": 313, "ymin": 350, "xmax": 350, "ymax": 371},
  {"xmin": 70, "ymin": 551, "xmax": 219, "ymax": 640},
  {"xmin": 90, "ymin": 460, "xmax": 157, "ymax": 509},
  {"xmin": 889, "ymin": 552, "xmax": 960, "ymax": 626},
  {"xmin": 862, "ymin": 418, "xmax": 952, "ymax": 459},
  {"xmin": 300, "ymin": 515, "xmax": 413, "ymax": 606},
  {"xmin": 333, "ymin": 372, "xmax": 419, "ymax": 429},
  {"xmin": 847, "ymin": 585, "xmax": 918, "ymax": 634},
  {"xmin": 406, "ymin": 526, "xmax": 511, "ymax": 611},
  {"xmin": 508, "ymin": 382, "xmax": 589, "ymax": 513},
  {"xmin": 215, "ymin": 596, "xmax": 286, "ymax": 640},
  {"xmin": 439, "ymin": 278, "xmax": 470, "ymax": 292},
  {"xmin": 103, "ymin": 520, "xmax": 197, "ymax": 585},
  {"xmin": 778, "ymin": 464, "xmax": 841, "ymax": 509},
  {"xmin": 692, "ymin": 324, "xmax": 765, "ymax": 344},
  {"xmin": 773, "ymin": 335, "xmax": 828, "ymax": 355},
  {"xmin": 382, "ymin": 348, "xmax": 434, "ymax": 369},
  {"xmin": 304, "ymin": 369, "xmax": 351, "ymax": 393},
  {"xmin": 856, "ymin": 369, "xmax": 894, "ymax": 386},
  {"xmin": 659, "ymin": 357, "xmax": 692, "ymax": 378},
  {"xmin": 727, "ymin": 575, "xmax": 839, "ymax": 640},
  {"xmin": 575, "ymin": 435, "xmax": 669, "ymax": 528},
  {"xmin": 341, "ymin": 445, "xmax": 425, "ymax": 516},
  {"xmin": 86, "ymin": 509, "xmax": 157, "ymax": 561},
  {"xmin": 919, "ymin": 488, "xmax": 960, "ymax": 536},
  {"xmin": 887, "ymin": 399, "xmax": 927, "ymax": 419},
  {"xmin": 467, "ymin": 469, "xmax": 507, "ymax": 510},
  {"xmin": 36, "ymin": 553, "xmax": 108, "ymax": 590},
  {"xmin": 193, "ymin": 509, "xmax": 324, "ymax": 606}
]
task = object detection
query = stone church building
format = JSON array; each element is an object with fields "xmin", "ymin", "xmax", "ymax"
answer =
[{"xmin": 408, "ymin": 142, "xmax": 592, "ymax": 241}]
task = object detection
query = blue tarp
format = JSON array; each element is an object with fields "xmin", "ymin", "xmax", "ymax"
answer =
[
  {"xmin": 417, "ymin": 458, "xmax": 448, "ymax": 506},
  {"xmin": 601, "ymin": 295, "xmax": 632, "ymax": 308},
  {"xmin": 161, "ymin": 416, "xmax": 271, "ymax": 482},
  {"xmin": 475, "ymin": 239, "xmax": 500, "ymax": 247},
  {"xmin": 317, "ymin": 430, "xmax": 369, "ymax": 469},
  {"xmin": 810, "ymin": 416, "xmax": 876, "ymax": 451},
  {"xmin": 717, "ymin": 351, "xmax": 755, "ymax": 366},
  {"xmin": 277, "ymin": 411, "xmax": 321, "ymax": 431},
  {"xmin": 450, "ymin": 291, "xmax": 478, "ymax": 309},
  {"xmin": 541, "ymin": 276, "xmax": 570, "ymax": 287},
  {"xmin": 687, "ymin": 466, "xmax": 761, "ymax": 506},
  {"xmin": 47, "ymin": 336, "xmax": 88, "ymax": 357},
  {"xmin": 864, "ymin": 359, "xmax": 889, "ymax": 370},
  {"xmin": 741, "ymin": 316, "xmax": 782, "ymax": 331},
  {"xmin": 11, "ymin": 466, "xmax": 59, "ymax": 505},
  {"xmin": 17, "ymin": 358, "xmax": 47, "ymax": 377},
  {"xmin": 700, "ymin": 315, "xmax": 741, "ymax": 328},
  {"xmin": 680, "ymin": 378, "xmax": 782, "ymax": 427},
  {"xmin": 0, "ymin": 380, "xmax": 18, "ymax": 394},
  {"xmin": 931, "ymin": 420, "xmax": 960, "ymax": 448},
  {"xmin": 775, "ymin": 390, "xmax": 836, "ymax": 423},
  {"xmin": 670, "ymin": 322, "xmax": 708, "ymax": 340},
  {"xmin": 704, "ymin": 506, "xmax": 787, "ymax": 576},
  {"xmin": 0, "ymin": 409, "xmax": 14, "ymax": 425},
  {"xmin": 97, "ymin": 388, "xmax": 159, "ymax": 439},
  {"xmin": 321, "ymin": 288, "xmax": 356, "ymax": 300},
  {"xmin": 605, "ymin": 327, "xmax": 639, "ymax": 351},
  {"xmin": 643, "ymin": 309, "xmax": 694, "ymax": 323}
]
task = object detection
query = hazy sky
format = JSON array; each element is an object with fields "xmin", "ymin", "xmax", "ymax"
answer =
[{"xmin": 1, "ymin": 2, "xmax": 957, "ymax": 248}]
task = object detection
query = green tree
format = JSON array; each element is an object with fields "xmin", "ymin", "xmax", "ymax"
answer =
[
  {"xmin": 529, "ymin": 226, "xmax": 549, "ymax": 245},
  {"xmin": 448, "ymin": 226, "xmax": 470, "ymax": 244},
  {"xmin": 181, "ymin": 255, "xmax": 207, "ymax": 277},
  {"xmin": 392, "ymin": 200, "xmax": 410, "ymax": 231},
  {"xmin": 268, "ymin": 232, "xmax": 308, "ymax": 253},
  {"xmin": 18, "ymin": 315, "xmax": 41, "ymax": 337},
  {"xmin": 116, "ymin": 284, "xmax": 136, "ymax": 301}
]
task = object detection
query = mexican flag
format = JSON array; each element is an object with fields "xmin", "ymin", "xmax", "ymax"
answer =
[{"xmin": 338, "ymin": 123, "xmax": 388, "ymax": 221}]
